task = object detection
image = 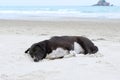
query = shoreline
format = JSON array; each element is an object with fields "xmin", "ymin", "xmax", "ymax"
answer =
[{"xmin": 1, "ymin": 17, "xmax": 120, "ymax": 21}]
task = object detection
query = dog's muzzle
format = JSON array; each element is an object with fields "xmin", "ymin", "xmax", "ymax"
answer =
[{"xmin": 33, "ymin": 56, "xmax": 40, "ymax": 62}]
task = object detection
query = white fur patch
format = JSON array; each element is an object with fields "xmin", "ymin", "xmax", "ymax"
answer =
[
  {"xmin": 46, "ymin": 48, "xmax": 69, "ymax": 59},
  {"xmin": 46, "ymin": 42, "xmax": 84, "ymax": 59},
  {"xmin": 67, "ymin": 42, "xmax": 84, "ymax": 57},
  {"xmin": 74, "ymin": 42, "xmax": 84, "ymax": 54}
]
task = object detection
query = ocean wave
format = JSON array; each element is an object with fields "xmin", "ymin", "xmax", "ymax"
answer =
[{"xmin": 0, "ymin": 10, "xmax": 120, "ymax": 20}]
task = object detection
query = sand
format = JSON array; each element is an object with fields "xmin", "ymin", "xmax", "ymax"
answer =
[
  {"xmin": 0, "ymin": 19, "xmax": 120, "ymax": 80},
  {"xmin": 0, "ymin": 19, "xmax": 120, "ymax": 40}
]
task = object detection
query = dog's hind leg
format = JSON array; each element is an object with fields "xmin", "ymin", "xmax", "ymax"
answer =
[{"xmin": 64, "ymin": 50, "xmax": 77, "ymax": 58}]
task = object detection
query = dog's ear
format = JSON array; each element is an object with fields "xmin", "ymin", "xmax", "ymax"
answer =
[
  {"xmin": 37, "ymin": 40, "xmax": 48, "ymax": 52},
  {"xmin": 25, "ymin": 48, "xmax": 30, "ymax": 53}
]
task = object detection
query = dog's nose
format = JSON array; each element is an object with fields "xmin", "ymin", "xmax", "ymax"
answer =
[{"xmin": 34, "ymin": 59, "xmax": 39, "ymax": 62}]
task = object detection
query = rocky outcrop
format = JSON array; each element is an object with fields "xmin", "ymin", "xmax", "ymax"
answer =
[{"xmin": 93, "ymin": 0, "xmax": 113, "ymax": 6}]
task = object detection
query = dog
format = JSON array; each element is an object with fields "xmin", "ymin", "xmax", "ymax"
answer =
[{"xmin": 25, "ymin": 36, "xmax": 98, "ymax": 62}]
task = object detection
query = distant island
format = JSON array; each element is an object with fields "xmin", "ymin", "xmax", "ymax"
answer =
[{"xmin": 93, "ymin": 0, "xmax": 113, "ymax": 6}]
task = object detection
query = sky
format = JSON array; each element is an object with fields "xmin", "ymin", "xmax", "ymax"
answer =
[{"xmin": 0, "ymin": 0, "xmax": 119, "ymax": 6}]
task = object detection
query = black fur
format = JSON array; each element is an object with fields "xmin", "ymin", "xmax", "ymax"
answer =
[{"xmin": 25, "ymin": 36, "xmax": 98, "ymax": 62}]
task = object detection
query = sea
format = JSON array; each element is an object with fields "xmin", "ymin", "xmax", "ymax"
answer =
[{"xmin": 0, "ymin": 6, "xmax": 120, "ymax": 20}]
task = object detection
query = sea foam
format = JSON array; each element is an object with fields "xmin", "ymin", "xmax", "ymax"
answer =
[{"xmin": 0, "ymin": 6, "xmax": 120, "ymax": 20}]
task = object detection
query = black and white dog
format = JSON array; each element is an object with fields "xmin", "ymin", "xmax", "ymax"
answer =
[{"xmin": 25, "ymin": 36, "xmax": 98, "ymax": 62}]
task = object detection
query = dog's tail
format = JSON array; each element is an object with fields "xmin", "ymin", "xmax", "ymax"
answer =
[
  {"xmin": 25, "ymin": 48, "xmax": 30, "ymax": 53},
  {"xmin": 91, "ymin": 46, "xmax": 98, "ymax": 53}
]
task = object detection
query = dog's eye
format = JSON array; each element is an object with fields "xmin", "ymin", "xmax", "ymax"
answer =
[{"xmin": 31, "ymin": 55, "xmax": 34, "ymax": 58}]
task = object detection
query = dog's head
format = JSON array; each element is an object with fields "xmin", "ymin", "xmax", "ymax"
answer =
[{"xmin": 25, "ymin": 41, "xmax": 47, "ymax": 62}]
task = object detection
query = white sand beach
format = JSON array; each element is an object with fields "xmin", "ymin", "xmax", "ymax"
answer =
[{"xmin": 0, "ymin": 19, "xmax": 120, "ymax": 80}]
